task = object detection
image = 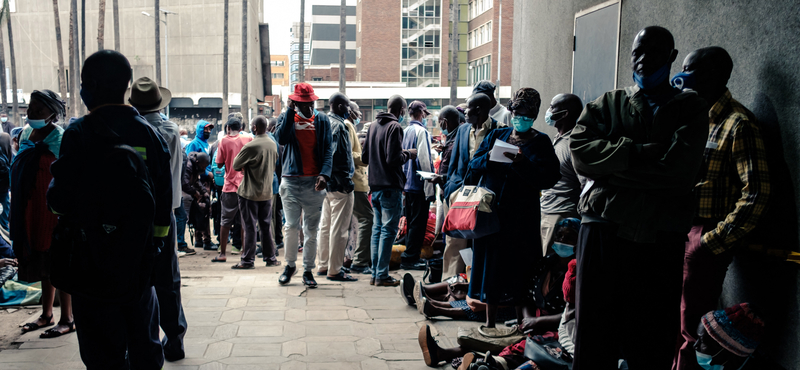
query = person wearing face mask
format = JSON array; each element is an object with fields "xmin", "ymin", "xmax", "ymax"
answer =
[
  {"xmin": 428, "ymin": 106, "xmax": 462, "ymax": 277},
  {"xmin": 462, "ymin": 87, "xmax": 560, "ymax": 337},
  {"xmin": 345, "ymin": 101, "xmax": 374, "ymax": 275},
  {"xmin": 670, "ymin": 47, "xmax": 771, "ymax": 370},
  {"xmin": 441, "ymin": 94, "xmax": 503, "ymax": 280},
  {"xmin": 539, "ymin": 94, "xmax": 586, "ymax": 257},
  {"xmin": 400, "ymin": 100, "xmax": 436, "ymax": 271},
  {"xmin": 316, "ymin": 92, "xmax": 356, "ymax": 281},
  {"xmin": 362, "ymin": 94, "xmax": 417, "ymax": 287},
  {"xmin": 693, "ymin": 303, "xmax": 764, "ymax": 370},
  {"xmin": 568, "ymin": 26, "xmax": 708, "ymax": 370},
  {"xmin": 274, "ymin": 83, "xmax": 334, "ymax": 288},
  {"xmin": 0, "ymin": 112, "xmax": 13, "ymax": 134},
  {"xmin": 11, "ymin": 90, "xmax": 73, "ymax": 339},
  {"xmin": 473, "ymin": 80, "xmax": 511, "ymax": 125}
]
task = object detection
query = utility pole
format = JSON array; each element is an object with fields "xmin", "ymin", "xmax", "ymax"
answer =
[
  {"xmin": 98, "ymin": 0, "xmax": 105, "ymax": 50},
  {"xmin": 242, "ymin": 0, "xmax": 249, "ymax": 122},
  {"xmin": 5, "ymin": 3, "xmax": 18, "ymax": 126},
  {"xmin": 338, "ymin": 0, "xmax": 346, "ymax": 93},
  {"xmin": 154, "ymin": 0, "xmax": 161, "ymax": 85},
  {"xmin": 496, "ymin": 0, "xmax": 502, "ymax": 95},
  {"xmin": 113, "ymin": 0, "xmax": 119, "ymax": 51},
  {"xmin": 52, "ymin": 0, "xmax": 68, "ymax": 105},
  {"xmin": 70, "ymin": 0, "xmax": 80, "ymax": 116},
  {"xmin": 449, "ymin": 0, "xmax": 458, "ymax": 106},
  {"xmin": 299, "ymin": 0, "xmax": 305, "ymax": 83},
  {"xmin": 222, "ymin": 0, "xmax": 229, "ymax": 120}
]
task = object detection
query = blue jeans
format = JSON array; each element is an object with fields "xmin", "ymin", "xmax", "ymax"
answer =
[
  {"xmin": 370, "ymin": 189, "xmax": 402, "ymax": 280},
  {"xmin": 174, "ymin": 205, "xmax": 188, "ymax": 249},
  {"xmin": 279, "ymin": 177, "xmax": 326, "ymax": 271}
]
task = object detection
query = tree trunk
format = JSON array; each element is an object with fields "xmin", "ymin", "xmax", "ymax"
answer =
[
  {"xmin": 112, "ymin": 0, "xmax": 119, "ymax": 51},
  {"xmin": 449, "ymin": 0, "xmax": 458, "ymax": 106},
  {"xmin": 0, "ymin": 25, "xmax": 7, "ymax": 115},
  {"xmin": 241, "ymin": 0, "xmax": 248, "ymax": 123},
  {"xmin": 299, "ymin": 0, "xmax": 305, "ymax": 83},
  {"xmin": 222, "ymin": 0, "xmax": 229, "ymax": 120},
  {"xmin": 154, "ymin": 0, "xmax": 161, "ymax": 85},
  {"xmin": 79, "ymin": 0, "xmax": 85, "ymax": 115},
  {"xmin": 6, "ymin": 6, "xmax": 18, "ymax": 126},
  {"xmin": 53, "ymin": 0, "xmax": 68, "ymax": 104},
  {"xmin": 338, "ymin": 0, "xmax": 345, "ymax": 93},
  {"xmin": 70, "ymin": 0, "xmax": 80, "ymax": 117},
  {"xmin": 97, "ymin": 0, "xmax": 105, "ymax": 50}
]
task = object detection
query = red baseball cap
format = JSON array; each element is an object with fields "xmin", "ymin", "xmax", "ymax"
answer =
[{"xmin": 289, "ymin": 83, "xmax": 319, "ymax": 103}]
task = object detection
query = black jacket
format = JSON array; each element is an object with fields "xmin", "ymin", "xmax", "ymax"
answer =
[{"xmin": 362, "ymin": 112, "xmax": 412, "ymax": 191}]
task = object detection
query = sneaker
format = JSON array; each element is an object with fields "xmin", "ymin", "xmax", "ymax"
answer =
[
  {"xmin": 177, "ymin": 251, "xmax": 187, "ymax": 258},
  {"xmin": 375, "ymin": 277, "xmax": 401, "ymax": 287},
  {"xmin": 256, "ymin": 246, "xmax": 263, "ymax": 258},
  {"xmin": 203, "ymin": 242, "xmax": 219, "ymax": 251},
  {"xmin": 302, "ymin": 271, "xmax": 318, "ymax": 288},
  {"xmin": 349, "ymin": 265, "xmax": 372, "ymax": 275},
  {"xmin": 231, "ymin": 246, "xmax": 241, "ymax": 255},
  {"xmin": 279, "ymin": 265, "xmax": 297, "ymax": 285},
  {"xmin": 178, "ymin": 247, "xmax": 196, "ymax": 256},
  {"xmin": 276, "ymin": 242, "xmax": 284, "ymax": 250}
]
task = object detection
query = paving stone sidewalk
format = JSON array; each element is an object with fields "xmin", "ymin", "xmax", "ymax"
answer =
[{"xmin": 0, "ymin": 255, "xmax": 471, "ymax": 370}]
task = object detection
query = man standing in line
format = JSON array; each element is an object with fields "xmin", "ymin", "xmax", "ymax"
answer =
[
  {"xmin": 316, "ymin": 92, "xmax": 356, "ymax": 281},
  {"xmin": 539, "ymin": 93, "xmax": 586, "ymax": 256},
  {"xmin": 212, "ymin": 114, "xmax": 252, "ymax": 263},
  {"xmin": 346, "ymin": 101, "xmax": 373, "ymax": 275},
  {"xmin": 230, "ymin": 116, "xmax": 279, "ymax": 269},
  {"xmin": 672, "ymin": 47, "xmax": 770, "ymax": 370},
  {"xmin": 48, "ymin": 50, "xmax": 172, "ymax": 369},
  {"xmin": 362, "ymin": 95, "xmax": 417, "ymax": 287},
  {"xmin": 275, "ymin": 83, "xmax": 333, "ymax": 288},
  {"xmin": 568, "ymin": 27, "xmax": 708, "ymax": 369},
  {"xmin": 472, "ymin": 81, "xmax": 511, "ymax": 125},
  {"xmin": 126, "ymin": 77, "xmax": 189, "ymax": 361},
  {"xmin": 430, "ymin": 105, "xmax": 462, "ymax": 275},
  {"xmin": 400, "ymin": 101, "xmax": 435, "ymax": 271},
  {"xmin": 441, "ymin": 93, "xmax": 498, "ymax": 278}
]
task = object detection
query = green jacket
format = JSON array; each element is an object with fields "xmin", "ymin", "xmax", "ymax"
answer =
[{"xmin": 569, "ymin": 85, "xmax": 708, "ymax": 242}]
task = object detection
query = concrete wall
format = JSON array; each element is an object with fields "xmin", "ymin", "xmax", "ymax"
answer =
[{"xmin": 513, "ymin": 1, "xmax": 800, "ymax": 368}]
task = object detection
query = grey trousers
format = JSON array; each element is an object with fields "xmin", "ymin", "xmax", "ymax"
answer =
[
  {"xmin": 351, "ymin": 191, "xmax": 374, "ymax": 268},
  {"xmin": 238, "ymin": 196, "xmax": 274, "ymax": 266}
]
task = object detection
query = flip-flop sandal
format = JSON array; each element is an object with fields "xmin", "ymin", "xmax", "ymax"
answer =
[
  {"xmin": 40, "ymin": 321, "xmax": 75, "ymax": 338},
  {"xmin": 211, "ymin": 257, "xmax": 227, "ymax": 262},
  {"xmin": 231, "ymin": 264, "xmax": 254, "ymax": 269},
  {"xmin": 478, "ymin": 325, "xmax": 519, "ymax": 338},
  {"xmin": 21, "ymin": 314, "xmax": 54, "ymax": 333}
]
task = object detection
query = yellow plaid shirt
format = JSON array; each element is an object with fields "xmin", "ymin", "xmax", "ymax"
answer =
[{"xmin": 695, "ymin": 90, "xmax": 770, "ymax": 254}]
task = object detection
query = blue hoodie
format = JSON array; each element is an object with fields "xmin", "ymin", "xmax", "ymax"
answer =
[
  {"xmin": 185, "ymin": 120, "xmax": 212, "ymax": 156},
  {"xmin": 186, "ymin": 120, "xmax": 213, "ymax": 175}
]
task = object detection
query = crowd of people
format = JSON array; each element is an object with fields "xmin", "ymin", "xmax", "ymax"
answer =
[{"xmin": 0, "ymin": 22, "xmax": 782, "ymax": 370}]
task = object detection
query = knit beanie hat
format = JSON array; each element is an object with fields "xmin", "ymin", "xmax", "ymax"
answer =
[
  {"xmin": 701, "ymin": 303, "xmax": 765, "ymax": 357},
  {"xmin": 562, "ymin": 259, "xmax": 577, "ymax": 304}
]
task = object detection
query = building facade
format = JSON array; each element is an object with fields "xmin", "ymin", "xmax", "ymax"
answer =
[
  {"xmin": 270, "ymin": 55, "xmax": 290, "ymax": 86},
  {"xmin": 289, "ymin": 22, "xmax": 311, "ymax": 87},
  {"xmin": 4, "ymin": 0, "xmax": 266, "ymax": 127}
]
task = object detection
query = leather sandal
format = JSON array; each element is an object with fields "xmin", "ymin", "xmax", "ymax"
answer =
[
  {"xmin": 39, "ymin": 321, "xmax": 75, "ymax": 338},
  {"xmin": 21, "ymin": 314, "xmax": 54, "ymax": 333}
]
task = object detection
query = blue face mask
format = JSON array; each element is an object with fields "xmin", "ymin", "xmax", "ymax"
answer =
[
  {"xmin": 671, "ymin": 70, "xmax": 697, "ymax": 90},
  {"xmin": 27, "ymin": 118, "xmax": 48, "ymax": 130},
  {"xmin": 552, "ymin": 242, "xmax": 575, "ymax": 257},
  {"xmin": 632, "ymin": 62, "xmax": 671, "ymax": 90},
  {"xmin": 355, "ymin": 118, "xmax": 361, "ymax": 126},
  {"xmin": 545, "ymin": 110, "xmax": 566, "ymax": 127},
  {"xmin": 441, "ymin": 128, "xmax": 449, "ymax": 136},
  {"xmin": 696, "ymin": 350, "xmax": 749, "ymax": 370},
  {"xmin": 398, "ymin": 115, "xmax": 405, "ymax": 124},
  {"xmin": 511, "ymin": 115, "xmax": 534, "ymax": 133}
]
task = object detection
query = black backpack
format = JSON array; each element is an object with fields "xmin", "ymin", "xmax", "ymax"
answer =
[{"xmin": 50, "ymin": 117, "xmax": 157, "ymax": 304}]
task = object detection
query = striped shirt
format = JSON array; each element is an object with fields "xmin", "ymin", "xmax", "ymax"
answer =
[{"xmin": 694, "ymin": 90, "xmax": 770, "ymax": 254}]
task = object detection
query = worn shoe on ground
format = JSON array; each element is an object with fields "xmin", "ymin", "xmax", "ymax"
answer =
[
  {"xmin": 178, "ymin": 247, "xmax": 196, "ymax": 256},
  {"xmin": 302, "ymin": 271, "xmax": 318, "ymax": 288},
  {"xmin": 400, "ymin": 261, "xmax": 427, "ymax": 271},
  {"xmin": 279, "ymin": 265, "xmax": 297, "ymax": 285},
  {"xmin": 349, "ymin": 265, "xmax": 372, "ymax": 274},
  {"xmin": 375, "ymin": 276, "xmax": 401, "ymax": 287}
]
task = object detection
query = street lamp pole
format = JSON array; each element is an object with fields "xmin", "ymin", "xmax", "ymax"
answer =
[{"xmin": 142, "ymin": 9, "xmax": 177, "ymax": 117}]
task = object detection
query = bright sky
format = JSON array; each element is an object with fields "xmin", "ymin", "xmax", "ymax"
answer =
[{"xmin": 264, "ymin": 0, "xmax": 357, "ymax": 55}]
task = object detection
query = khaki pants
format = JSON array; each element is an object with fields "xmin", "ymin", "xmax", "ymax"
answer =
[
  {"xmin": 317, "ymin": 191, "xmax": 355, "ymax": 275},
  {"xmin": 441, "ymin": 199, "xmax": 469, "ymax": 278}
]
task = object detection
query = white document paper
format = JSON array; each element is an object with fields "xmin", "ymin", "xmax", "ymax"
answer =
[
  {"xmin": 459, "ymin": 248, "xmax": 474, "ymax": 268},
  {"xmin": 416, "ymin": 171, "xmax": 437, "ymax": 180},
  {"xmin": 489, "ymin": 140, "xmax": 520, "ymax": 163}
]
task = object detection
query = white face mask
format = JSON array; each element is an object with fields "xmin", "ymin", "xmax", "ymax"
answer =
[
  {"xmin": 1, "ymin": 117, "xmax": 7, "ymax": 123},
  {"xmin": 296, "ymin": 108, "xmax": 312, "ymax": 120}
]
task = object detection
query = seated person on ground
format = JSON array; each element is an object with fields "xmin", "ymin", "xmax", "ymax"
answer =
[{"xmin": 695, "ymin": 303, "xmax": 764, "ymax": 370}]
